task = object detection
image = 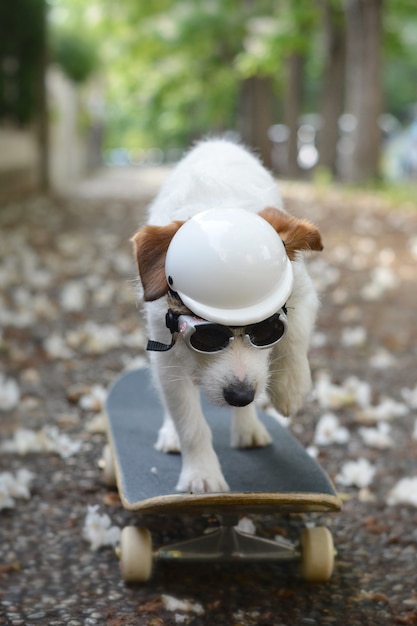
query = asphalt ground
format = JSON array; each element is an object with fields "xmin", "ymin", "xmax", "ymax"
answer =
[{"xmin": 1, "ymin": 168, "xmax": 416, "ymax": 625}]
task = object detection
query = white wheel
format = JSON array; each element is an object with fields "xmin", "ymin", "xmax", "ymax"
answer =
[
  {"xmin": 101, "ymin": 444, "xmax": 117, "ymax": 487},
  {"xmin": 119, "ymin": 526, "xmax": 153, "ymax": 583},
  {"xmin": 300, "ymin": 526, "xmax": 334, "ymax": 582}
]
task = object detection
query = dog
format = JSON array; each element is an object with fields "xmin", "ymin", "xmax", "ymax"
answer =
[{"xmin": 131, "ymin": 138, "xmax": 323, "ymax": 493}]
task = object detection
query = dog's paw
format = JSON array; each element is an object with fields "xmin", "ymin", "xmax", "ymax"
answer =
[
  {"xmin": 154, "ymin": 421, "xmax": 181, "ymax": 453},
  {"xmin": 231, "ymin": 420, "xmax": 272, "ymax": 449},
  {"xmin": 176, "ymin": 467, "xmax": 230, "ymax": 494},
  {"xmin": 269, "ymin": 352, "xmax": 313, "ymax": 417},
  {"xmin": 271, "ymin": 388, "xmax": 307, "ymax": 418}
]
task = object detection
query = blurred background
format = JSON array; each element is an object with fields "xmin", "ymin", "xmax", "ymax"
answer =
[{"xmin": 1, "ymin": 0, "xmax": 417, "ymax": 199}]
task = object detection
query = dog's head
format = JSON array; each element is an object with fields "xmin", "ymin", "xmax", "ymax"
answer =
[
  {"xmin": 131, "ymin": 207, "xmax": 323, "ymax": 412},
  {"xmin": 132, "ymin": 207, "xmax": 322, "ymax": 304}
]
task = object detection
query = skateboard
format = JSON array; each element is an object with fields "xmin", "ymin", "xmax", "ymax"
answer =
[{"xmin": 102, "ymin": 368, "xmax": 342, "ymax": 583}]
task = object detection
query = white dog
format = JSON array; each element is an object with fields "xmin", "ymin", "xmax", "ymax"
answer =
[{"xmin": 132, "ymin": 138, "xmax": 323, "ymax": 494}]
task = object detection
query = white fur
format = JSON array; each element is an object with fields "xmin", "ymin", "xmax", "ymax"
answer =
[{"xmin": 141, "ymin": 139, "xmax": 319, "ymax": 494}]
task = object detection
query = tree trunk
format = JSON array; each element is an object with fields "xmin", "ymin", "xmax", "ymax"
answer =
[
  {"xmin": 317, "ymin": 0, "xmax": 346, "ymax": 176},
  {"xmin": 283, "ymin": 53, "xmax": 303, "ymax": 178},
  {"xmin": 238, "ymin": 75, "xmax": 273, "ymax": 169},
  {"xmin": 36, "ymin": 0, "xmax": 49, "ymax": 193},
  {"xmin": 343, "ymin": 0, "xmax": 383, "ymax": 183}
]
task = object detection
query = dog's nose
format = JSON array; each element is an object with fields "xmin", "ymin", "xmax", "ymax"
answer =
[{"xmin": 223, "ymin": 381, "xmax": 255, "ymax": 407}]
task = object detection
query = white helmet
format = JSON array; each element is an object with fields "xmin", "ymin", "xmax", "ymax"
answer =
[{"xmin": 165, "ymin": 208, "xmax": 293, "ymax": 325}]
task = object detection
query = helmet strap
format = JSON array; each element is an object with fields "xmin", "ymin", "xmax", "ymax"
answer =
[
  {"xmin": 146, "ymin": 337, "xmax": 176, "ymax": 352},
  {"xmin": 146, "ymin": 309, "xmax": 179, "ymax": 352}
]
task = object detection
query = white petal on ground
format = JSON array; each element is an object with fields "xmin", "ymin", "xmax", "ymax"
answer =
[
  {"xmin": 311, "ymin": 331, "xmax": 327, "ymax": 348},
  {"xmin": 369, "ymin": 349, "xmax": 398, "ymax": 369},
  {"xmin": 306, "ymin": 445, "xmax": 319, "ymax": 459},
  {"xmin": 1, "ymin": 426, "xmax": 81, "ymax": 459},
  {"xmin": 7, "ymin": 468, "xmax": 34, "ymax": 499},
  {"xmin": 43, "ymin": 426, "xmax": 82, "ymax": 458},
  {"xmin": 401, "ymin": 384, "xmax": 417, "ymax": 409},
  {"xmin": 86, "ymin": 414, "xmax": 107, "ymax": 433},
  {"xmin": 361, "ymin": 266, "xmax": 399, "ymax": 301},
  {"xmin": 359, "ymin": 423, "xmax": 392, "ymax": 449},
  {"xmin": 66, "ymin": 322, "xmax": 122, "ymax": 354},
  {"xmin": 343, "ymin": 377, "xmax": 372, "ymax": 408},
  {"xmin": 44, "ymin": 334, "xmax": 75, "ymax": 360},
  {"xmin": 82, "ymin": 505, "xmax": 121, "ymax": 551},
  {"xmin": 314, "ymin": 413, "xmax": 350, "ymax": 446},
  {"xmin": 0, "ymin": 469, "xmax": 35, "ymax": 510},
  {"xmin": 161, "ymin": 595, "xmax": 204, "ymax": 616},
  {"xmin": 341, "ymin": 326, "xmax": 367, "ymax": 347},
  {"xmin": 79, "ymin": 385, "xmax": 107, "ymax": 412},
  {"xmin": 308, "ymin": 258, "xmax": 341, "ymax": 292},
  {"xmin": 313, "ymin": 374, "xmax": 355, "ymax": 409},
  {"xmin": 356, "ymin": 397, "xmax": 409, "ymax": 423},
  {"xmin": 60, "ymin": 280, "xmax": 87, "ymax": 312},
  {"xmin": 387, "ymin": 477, "xmax": 417, "ymax": 507},
  {"xmin": 313, "ymin": 373, "xmax": 371, "ymax": 410},
  {"xmin": 0, "ymin": 374, "xmax": 20, "ymax": 411},
  {"xmin": 1, "ymin": 428, "xmax": 44, "ymax": 454},
  {"xmin": 0, "ymin": 483, "xmax": 15, "ymax": 510},
  {"xmin": 335, "ymin": 458, "xmax": 376, "ymax": 489}
]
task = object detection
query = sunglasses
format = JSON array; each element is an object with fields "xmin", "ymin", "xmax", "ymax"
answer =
[{"xmin": 167, "ymin": 309, "xmax": 288, "ymax": 354}]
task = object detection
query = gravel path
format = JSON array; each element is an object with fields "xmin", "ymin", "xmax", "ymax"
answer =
[{"xmin": 1, "ymin": 169, "xmax": 416, "ymax": 625}]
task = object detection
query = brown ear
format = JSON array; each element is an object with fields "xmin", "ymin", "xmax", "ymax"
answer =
[
  {"xmin": 131, "ymin": 221, "xmax": 184, "ymax": 301},
  {"xmin": 258, "ymin": 207, "xmax": 323, "ymax": 260}
]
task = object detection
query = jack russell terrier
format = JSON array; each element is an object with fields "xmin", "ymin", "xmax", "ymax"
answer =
[{"xmin": 131, "ymin": 138, "xmax": 323, "ymax": 493}]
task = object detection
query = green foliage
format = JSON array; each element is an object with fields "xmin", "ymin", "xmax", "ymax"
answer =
[
  {"xmin": 51, "ymin": 29, "xmax": 98, "ymax": 84},
  {"xmin": 50, "ymin": 0, "xmax": 417, "ymax": 152},
  {"xmin": 98, "ymin": 0, "xmax": 323, "ymax": 149},
  {"xmin": 0, "ymin": 0, "xmax": 46, "ymax": 124},
  {"xmin": 383, "ymin": 0, "xmax": 417, "ymax": 120}
]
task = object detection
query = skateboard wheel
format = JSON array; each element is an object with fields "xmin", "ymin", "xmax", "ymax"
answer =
[
  {"xmin": 102, "ymin": 444, "xmax": 117, "ymax": 487},
  {"xmin": 300, "ymin": 526, "xmax": 334, "ymax": 583},
  {"xmin": 119, "ymin": 526, "xmax": 153, "ymax": 583}
]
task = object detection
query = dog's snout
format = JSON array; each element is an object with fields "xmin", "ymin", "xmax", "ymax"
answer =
[{"xmin": 223, "ymin": 380, "xmax": 255, "ymax": 407}]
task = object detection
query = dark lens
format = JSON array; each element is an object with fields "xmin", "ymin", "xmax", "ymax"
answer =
[
  {"xmin": 247, "ymin": 314, "xmax": 285, "ymax": 347},
  {"xmin": 190, "ymin": 324, "xmax": 232, "ymax": 352}
]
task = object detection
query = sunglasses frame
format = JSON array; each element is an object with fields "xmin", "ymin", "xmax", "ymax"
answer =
[{"xmin": 170, "ymin": 309, "xmax": 288, "ymax": 354}]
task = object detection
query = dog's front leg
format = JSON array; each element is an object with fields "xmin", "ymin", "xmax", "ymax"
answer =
[
  {"xmin": 268, "ymin": 344, "xmax": 313, "ymax": 417},
  {"xmin": 155, "ymin": 412, "xmax": 181, "ymax": 453},
  {"xmin": 156, "ymin": 373, "xmax": 230, "ymax": 493},
  {"xmin": 231, "ymin": 404, "xmax": 272, "ymax": 448}
]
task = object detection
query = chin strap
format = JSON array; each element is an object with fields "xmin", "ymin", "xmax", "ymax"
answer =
[
  {"xmin": 146, "ymin": 309, "xmax": 179, "ymax": 352},
  {"xmin": 146, "ymin": 337, "xmax": 176, "ymax": 352}
]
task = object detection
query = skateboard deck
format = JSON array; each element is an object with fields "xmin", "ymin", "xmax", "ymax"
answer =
[{"xmin": 104, "ymin": 368, "xmax": 341, "ymax": 516}]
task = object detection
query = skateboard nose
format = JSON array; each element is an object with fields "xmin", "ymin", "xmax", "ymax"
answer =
[{"xmin": 223, "ymin": 380, "xmax": 255, "ymax": 407}]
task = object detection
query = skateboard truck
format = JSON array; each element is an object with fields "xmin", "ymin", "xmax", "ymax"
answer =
[
  {"xmin": 116, "ymin": 514, "xmax": 335, "ymax": 584},
  {"xmin": 156, "ymin": 514, "xmax": 297, "ymax": 563}
]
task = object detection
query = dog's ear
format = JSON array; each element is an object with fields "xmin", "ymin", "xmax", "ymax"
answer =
[
  {"xmin": 131, "ymin": 221, "xmax": 184, "ymax": 301},
  {"xmin": 258, "ymin": 207, "xmax": 323, "ymax": 260}
]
